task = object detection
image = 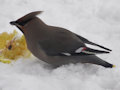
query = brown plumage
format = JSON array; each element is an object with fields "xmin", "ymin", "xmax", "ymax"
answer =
[{"xmin": 10, "ymin": 11, "xmax": 114, "ymax": 68}]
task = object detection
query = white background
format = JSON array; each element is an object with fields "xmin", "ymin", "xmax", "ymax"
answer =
[{"xmin": 0, "ymin": 0, "xmax": 120, "ymax": 90}]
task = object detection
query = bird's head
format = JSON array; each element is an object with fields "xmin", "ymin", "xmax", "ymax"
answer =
[{"xmin": 10, "ymin": 11, "xmax": 43, "ymax": 33}]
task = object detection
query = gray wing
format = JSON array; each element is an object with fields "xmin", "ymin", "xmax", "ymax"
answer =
[
  {"xmin": 75, "ymin": 34, "xmax": 112, "ymax": 51},
  {"xmin": 39, "ymin": 26, "xmax": 110, "ymax": 56},
  {"xmin": 39, "ymin": 26, "xmax": 85, "ymax": 56}
]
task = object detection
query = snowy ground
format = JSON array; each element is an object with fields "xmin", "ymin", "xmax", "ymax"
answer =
[{"xmin": 0, "ymin": 0, "xmax": 120, "ymax": 90}]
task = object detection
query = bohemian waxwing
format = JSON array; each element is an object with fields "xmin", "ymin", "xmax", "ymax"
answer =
[{"xmin": 10, "ymin": 11, "xmax": 114, "ymax": 68}]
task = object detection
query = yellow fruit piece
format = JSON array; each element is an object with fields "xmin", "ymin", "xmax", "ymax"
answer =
[
  {"xmin": 0, "ymin": 30, "xmax": 31, "ymax": 64},
  {"xmin": 0, "ymin": 59, "xmax": 11, "ymax": 64}
]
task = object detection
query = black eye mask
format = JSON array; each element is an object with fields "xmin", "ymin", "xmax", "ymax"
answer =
[{"xmin": 17, "ymin": 18, "xmax": 33, "ymax": 26}]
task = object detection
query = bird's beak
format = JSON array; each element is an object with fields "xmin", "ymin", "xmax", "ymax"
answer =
[
  {"xmin": 10, "ymin": 21, "xmax": 24, "ymax": 33},
  {"xmin": 10, "ymin": 21, "xmax": 17, "ymax": 25}
]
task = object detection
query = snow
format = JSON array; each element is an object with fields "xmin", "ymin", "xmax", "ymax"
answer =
[{"xmin": 0, "ymin": 0, "xmax": 120, "ymax": 90}]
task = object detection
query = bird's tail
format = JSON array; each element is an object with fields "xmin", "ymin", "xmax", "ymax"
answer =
[{"xmin": 76, "ymin": 55, "xmax": 114, "ymax": 68}]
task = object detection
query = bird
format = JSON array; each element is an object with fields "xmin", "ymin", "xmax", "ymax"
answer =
[{"xmin": 10, "ymin": 11, "xmax": 115, "ymax": 68}]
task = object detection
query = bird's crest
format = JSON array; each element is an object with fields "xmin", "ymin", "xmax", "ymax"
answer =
[{"xmin": 17, "ymin": 11, "xmax": 43, "ymax": 24}]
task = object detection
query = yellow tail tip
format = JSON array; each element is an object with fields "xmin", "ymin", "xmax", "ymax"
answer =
[{"xmin": 112, "ymin": 65, "xmax": 116, "ymax": 68}]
